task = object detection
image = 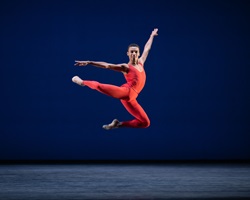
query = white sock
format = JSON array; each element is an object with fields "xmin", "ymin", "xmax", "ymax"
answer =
[
  {"xmin": 103, "ymin": 119, "xmax": 120, "ymax": 130},
  {"xmin": 72, "ymin": 76, "xmax": 84, "ymax": 86}
]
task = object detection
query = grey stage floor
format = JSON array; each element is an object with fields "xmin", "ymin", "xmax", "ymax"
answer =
[{"xmin": 0, "ymin": 163, "xmax": 250, "ymax": 200}]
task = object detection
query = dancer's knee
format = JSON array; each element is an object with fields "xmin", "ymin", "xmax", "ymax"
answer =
[{"xmin": 140, "ymin": 118, "xmax": 150, "ymax": 128}]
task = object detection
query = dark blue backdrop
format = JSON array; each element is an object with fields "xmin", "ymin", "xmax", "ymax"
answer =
[{"xmin": 1, "ymin": 0, "xmax": 249, "ymax": 160}]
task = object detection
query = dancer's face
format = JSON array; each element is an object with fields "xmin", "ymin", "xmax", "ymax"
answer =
[{"xmin": 127, "ymin": 47, "xmax": 140, "ymax": 64}]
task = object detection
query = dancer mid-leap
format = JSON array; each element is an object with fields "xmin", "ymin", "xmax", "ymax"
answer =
[{"xmin": 72, "ymin": 28, "xmax": 158, "ymax": 130}]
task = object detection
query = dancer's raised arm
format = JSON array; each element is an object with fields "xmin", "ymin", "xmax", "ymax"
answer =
[{"xmin": 139, "ymin": 28, "xmax": 158, "ymax": 64}]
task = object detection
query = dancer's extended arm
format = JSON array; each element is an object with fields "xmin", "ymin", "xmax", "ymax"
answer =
[
  {"xmin": 74, "ymin": 60, "xmax": 128, "ymax": 73},
  {"xmin": 139, "ymin": 28, "xmax": 158, "ymax": 64}
]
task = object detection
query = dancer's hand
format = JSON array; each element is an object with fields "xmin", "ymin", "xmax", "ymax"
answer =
[
  {"xmin": 74, "ymin": 60, "xmax": 90, "ymax": 66},
  {"xmin": 151, "ymin": 28, "xmax": 158, "ymax": 37}
]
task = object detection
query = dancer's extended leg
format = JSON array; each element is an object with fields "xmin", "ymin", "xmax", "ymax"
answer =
[
  {"xmin": 72, "ymin": 76, "xmax": 129, "ymax": 99},
  {"xmin": 120, "ymin": 99, "xmax": 150, "ymax": 128},
  {"xmin": 83, "ymin": 81, "xmax": 130, "ymax": 99}
]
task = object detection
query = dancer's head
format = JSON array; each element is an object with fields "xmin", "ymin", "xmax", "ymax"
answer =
[{"xmin": 127, "ymin": 43, "xmax": 140, "ymax": 64}]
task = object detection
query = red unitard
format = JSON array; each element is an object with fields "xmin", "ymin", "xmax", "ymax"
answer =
[{"xmin": 82, "ymin": 62, "xmax": 150, "ymax": 128}]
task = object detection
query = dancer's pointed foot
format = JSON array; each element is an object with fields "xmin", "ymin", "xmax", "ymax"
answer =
[
  {"xmin": 103, "ymin": 119, "xmax": 120, "ymax": 130},
  {"xmin": 72, "ymin": 76, "xmax": 84, "ymax": 86}
]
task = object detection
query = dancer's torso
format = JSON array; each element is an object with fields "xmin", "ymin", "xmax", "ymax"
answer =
[{"xmin": 122, "ymin": 62, "xmax": 146, "ymax": 94}]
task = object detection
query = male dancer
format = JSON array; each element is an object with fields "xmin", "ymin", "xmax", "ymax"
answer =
[{"xmin": 72, "ymin": 28, "xmax": 158, "ymax": 130}]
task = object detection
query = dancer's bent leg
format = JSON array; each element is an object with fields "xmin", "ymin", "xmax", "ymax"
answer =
[{"xmin": 120, "ymin": 99, "xmax": 150, "ymax": 128}]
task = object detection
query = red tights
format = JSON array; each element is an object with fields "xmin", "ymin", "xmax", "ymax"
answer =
[{"xmin": 83, "ymin": 80, "xmax": 150, "ymax": 128}]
